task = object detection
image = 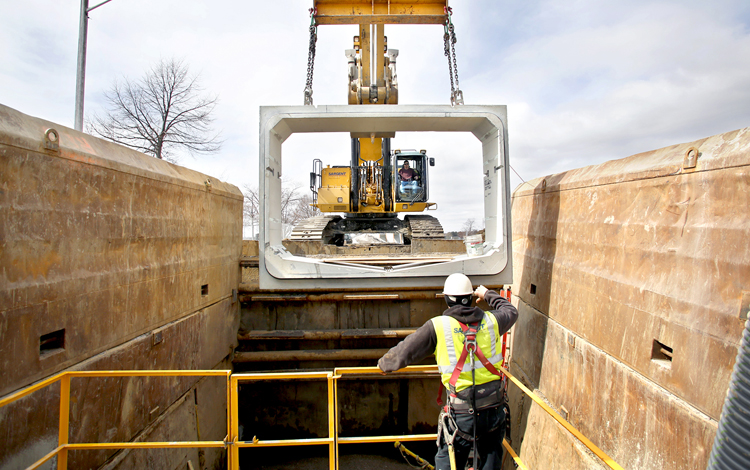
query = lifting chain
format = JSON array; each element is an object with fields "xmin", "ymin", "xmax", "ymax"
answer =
[
  {"xmin": 443, "ymin": 7, "xmax": 464, "ymax": 106},
  {"xmin": 304, "ymin": 8, "xmax": 318, "ymax": 105}
]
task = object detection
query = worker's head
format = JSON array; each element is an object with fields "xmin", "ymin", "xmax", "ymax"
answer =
[
  {"xmin": 402, "ymin": 161, "xmax": 409, "ymax": 169},
  {"xmin": 443, "ymin": 273, "xmax": 473, "ymax": 308}
]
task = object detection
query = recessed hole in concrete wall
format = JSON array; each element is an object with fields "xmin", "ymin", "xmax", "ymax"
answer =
[
  {"xmin": 651, "ymin": 339, "xmax": 673, "ymax": 368},
  {"xmin": 40, "ymin": 329, "xmax": 65, "ymax": 357},
  {"xmin": 201, "ymin": 284, "xmax": 209, "ymax": 296},
  {"xmin": 530, "ymin": 284, "xmax": 537, "ymax": 295}
]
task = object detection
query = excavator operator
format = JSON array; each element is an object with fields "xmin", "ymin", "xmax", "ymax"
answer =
[
  {"xmin": 377, "ymin": 274, "xmax": 518, "ymax": 470},
  {"xmin": 398, "ymin": 160, "xmax": 420, "ymax": 195}
]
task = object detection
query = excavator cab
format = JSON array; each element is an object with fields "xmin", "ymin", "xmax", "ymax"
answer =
[{"xmin": 394, "ymin": 150, "xmax": 433, "ymax": 203}]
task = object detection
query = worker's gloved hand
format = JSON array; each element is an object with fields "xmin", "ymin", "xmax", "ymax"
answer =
[{"xmin": 474, "ymin": 285, "xmax": 488, "ymax": 302}]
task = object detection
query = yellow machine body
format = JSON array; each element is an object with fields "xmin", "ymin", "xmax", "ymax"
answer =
[
  {"xmin": 316, "ymin": 167, "xmax": 352, "ymax": 212},
  {"xmin": 300, "ymin": 1, "xmax": 443, "ymax": 241}
]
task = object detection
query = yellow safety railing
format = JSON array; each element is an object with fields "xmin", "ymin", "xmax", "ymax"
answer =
[
  {"xmin": 228, "ymin": 371, "xmax": 337, "ymax": 470},
  {"xmin": 497, "ymin": 362, "xmax": 624, "ymax": 470},
  {"xmin": 0, "ymin": 370, "xmax": 231, "ymax": 470},
  {"xmin": 333, "ymin": 365, "xmax": 527, "ymax": 470},
  {"xmin": 335, "ymin": 365, "xmax": 438, "ymax": 447},
  {"xmin": 1, "ymin": 365, "xmax": 622, "ymax": 470}
]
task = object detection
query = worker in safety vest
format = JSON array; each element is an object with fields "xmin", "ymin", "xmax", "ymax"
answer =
[{"xmin": 378, "ymin": 273, "xmax": 518, "ymax": 470}]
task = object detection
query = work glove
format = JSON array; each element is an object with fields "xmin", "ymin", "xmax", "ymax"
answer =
[{"xmin": 474, "ymin": 285, "xmax": 488, "ymax": 302}]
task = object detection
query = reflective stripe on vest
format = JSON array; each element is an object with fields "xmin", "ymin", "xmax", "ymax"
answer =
[{"xmin": 431, "ymin": 313, "xmax": 503, "ymax": 393}]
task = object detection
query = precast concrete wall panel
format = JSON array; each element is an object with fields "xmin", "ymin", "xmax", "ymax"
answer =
[
  {"xmin": 0, "ymin": 104, "xmax": 242, "ymax": 396},
  {"xmin": 0, "ymin": 301, "xmax": 237, "ymax": 470},
  {"xmin": 508, "ymin": 127, "xmax": 750, "ymax": 469},
  {"xmin": 0, "ymin": 104, "xmax": 241, "ymax": 469}
]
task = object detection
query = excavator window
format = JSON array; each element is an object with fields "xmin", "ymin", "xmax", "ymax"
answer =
[{"xmin": 396, "ymin": 156, "xmax": 427, "ymax": 202}]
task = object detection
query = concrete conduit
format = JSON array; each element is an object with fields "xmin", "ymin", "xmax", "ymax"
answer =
[{"xmin": 707, "ymin": 318, "xmax": 750, "ymax": 469}]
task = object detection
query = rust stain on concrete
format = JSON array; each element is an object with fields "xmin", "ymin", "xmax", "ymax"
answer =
[
  {"xmin": 508, "ymin": 126, "xmax": 750, "ymax": 470},
  {"xmin": 10, "ymin": 249, "xmax": 62, "ymax": 281}
]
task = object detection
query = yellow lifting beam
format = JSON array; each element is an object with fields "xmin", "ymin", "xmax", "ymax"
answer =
[{"xmin": 314, "ymin": 0, "xmax": 449, "ymax": 25}]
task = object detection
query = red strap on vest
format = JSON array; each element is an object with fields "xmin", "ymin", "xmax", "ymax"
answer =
[{"xmin": 447, "ymin": 321, "xmax": 504, "ymax": 397}]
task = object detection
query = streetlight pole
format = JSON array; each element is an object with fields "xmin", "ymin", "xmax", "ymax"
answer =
[
  {"xmin": 74, "ymin": 0, "xmax": 88, "ymax": 131},
  {"xmin": 74, "ymin": 0, "xmax": 114, "ymax": 132}
]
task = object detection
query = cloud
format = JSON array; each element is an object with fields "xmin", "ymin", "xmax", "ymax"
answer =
[
  {"xmin": 2, "ymin": 0, "xmax": 749, "ymax": 232},
  {"xmin": 462, "ymin": 0, "xmax": 750, "ymax": 190}
]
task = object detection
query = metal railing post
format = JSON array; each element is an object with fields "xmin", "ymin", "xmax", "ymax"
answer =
[
  {"xmin": 229, "ymin": 376, "xmax": 240, "ymax": 469},
  {"xmin": 225, "ymin": 373, "xmax": 232, "ymax": 470},
  {"xmin": 327, "ymin": 373, "xmax": 336, "ymax": 470},
  {"xmin": 57, "ymin": 374, "xmax": 71, "ymax": 470}
]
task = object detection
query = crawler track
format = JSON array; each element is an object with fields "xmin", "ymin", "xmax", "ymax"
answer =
[
  {"xmin": 289, "ymin": 215, "xmax": 341, "ymax": 241},
  {"xmin": 289, "ymin": 214, "xmax": 444, "ymax": 244},
  {"xmin": 405, "ymin": 215, "xmax": 444, "ymax": 239}
]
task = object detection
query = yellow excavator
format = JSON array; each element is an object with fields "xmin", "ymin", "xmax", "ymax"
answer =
[{"xmin": 290, "ymin": 0, "xmax": 461, "ymax": 246}]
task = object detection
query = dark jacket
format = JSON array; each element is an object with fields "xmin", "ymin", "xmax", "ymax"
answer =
[{"xmin": 377, "ymin": 290, "xmax": 518, "ymax": 375}]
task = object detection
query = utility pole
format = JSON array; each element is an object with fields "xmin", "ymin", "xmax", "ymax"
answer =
[{"xmin": 74, "ymin": 0, "xmax": 114, "ymax": 131}]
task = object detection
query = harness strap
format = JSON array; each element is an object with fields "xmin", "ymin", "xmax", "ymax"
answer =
[
  {"xmin": 447, "ymin": 325, "xmax": 475, "ymax": 396},
  {"xmin": 473, "ymin": 342, "xmax": 502, "ymax": 378},
  {"xmin": 447, "ymin": 321, "xmax": 504, "ymax": 396}
]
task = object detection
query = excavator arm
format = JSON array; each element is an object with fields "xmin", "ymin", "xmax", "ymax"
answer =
[{"xmin": 310, "ymin": 0, "xmax": 451, "ymax": 105}]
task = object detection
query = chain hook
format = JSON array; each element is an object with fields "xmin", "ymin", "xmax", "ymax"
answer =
[
  {"xmin": 443, "ymin": 7, "xmax": 463, "ymax": 106},
  {"xmin": 303, "ymin": 8, "xmax": 318, "ymax": 105}
]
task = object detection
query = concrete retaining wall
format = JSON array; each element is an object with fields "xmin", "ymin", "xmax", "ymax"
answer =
[
  {"xmin": 507, "ymin": 127, "xmax": 750, "ymax": 469},
  {"xmin": 0, "ymin": 104, "xmax": 242, "ymax": 469}
]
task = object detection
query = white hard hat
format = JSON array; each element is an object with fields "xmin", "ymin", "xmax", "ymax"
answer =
[{"xmin": 443, "ymin": 273, "xmax": 473, "ymax": 296}]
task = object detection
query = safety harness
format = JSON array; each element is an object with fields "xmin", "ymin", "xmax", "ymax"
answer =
[
  {"xmin": 449, "ymin": 322, "xmax": 503, "ymax": 396},
  {"xmin": 436, "ymin": 320, "xmax": 509, "ymax": 470}
]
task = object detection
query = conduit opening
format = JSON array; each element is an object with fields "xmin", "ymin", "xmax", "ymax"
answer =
[
  {"xmin": 40, "ymin": 329, "xmax": 65, "ymax": 357},
  {"xmin": 201, "ymin": 284, "xmax": 209, "ymax": 296},
  {"xmin": 530, "ymin": 283, "xmax": 537, "ymax": 295},
  {"xmin": 651, "ymin": 339, "xmax": 673, "ymax": 368}
]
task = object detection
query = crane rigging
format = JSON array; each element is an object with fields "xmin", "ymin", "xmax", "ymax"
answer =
[{"xmin": 291, "ymin": 1, "xmax": 464, "ymax": 246}]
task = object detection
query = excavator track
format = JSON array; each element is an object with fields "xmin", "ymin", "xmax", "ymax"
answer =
[
  {"xmin": 405, "ymin": 215, "xmax": 444, "ymax": 239},
  {"xmin": 289, "ymin": 215, "xmax": 340, "ymax": 241},
  {"xmin": 289, "ymin": 214, "xmax": 444, "ymax": 244}
]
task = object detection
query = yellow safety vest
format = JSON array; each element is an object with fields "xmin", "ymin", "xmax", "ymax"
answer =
[{"xmin": 431, "ymin": 313, "xmax": 504, "ymax": 394}]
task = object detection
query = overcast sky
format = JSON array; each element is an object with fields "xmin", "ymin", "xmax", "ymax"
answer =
[{"xmin": 2, "ymin": 1, "xmax": 749, "ymax": 232}]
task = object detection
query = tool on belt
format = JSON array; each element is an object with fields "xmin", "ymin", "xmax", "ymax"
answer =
[{"xmin": 437, "ymin": 405, "xmax": 459, "ymax": 470}]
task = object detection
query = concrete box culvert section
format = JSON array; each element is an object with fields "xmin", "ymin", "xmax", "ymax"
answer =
[{"xmin": 258, "ymin": 105, "xmax": 513, "ymax": 290}]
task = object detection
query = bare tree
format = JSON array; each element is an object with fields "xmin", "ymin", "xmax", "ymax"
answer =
[
  {"xmin": 242, "ymin": 185, "xmax": 260, "ymax": 240},
  {"xmin": 462, "ymin": 218, "xmax": 476, "ymax": 235},
  {"xmin": 280, "ymin": 183, "xmax": 304, "ymax": 231},
  {"xmin": 293, "ymin": 194, "xmax": 321, "ymax": 221},
  {"xmin": 243, "ymin": 183, "xmax": 319, "ymax": 239},
  {"xmin": 89, "ymin": 58, "xmax": 222, "ymax": 161}
]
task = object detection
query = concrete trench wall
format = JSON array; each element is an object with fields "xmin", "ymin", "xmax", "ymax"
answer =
[
  {"xmin": 507, "ymin": 127, "xmax": 750, "ymax": 469},
  {"xmin": 0, "ymin": 104, "xmax": 242, "ymax": 469}
]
